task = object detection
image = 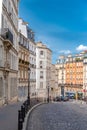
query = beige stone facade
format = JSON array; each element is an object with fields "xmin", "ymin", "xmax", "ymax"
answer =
[
  {"xmin": 50, "ymin": 64, "xmax": 56, "ymax": 99},
  {"xmin": 18, "ymin": 32, "xmax": 29, "ymax": 101},
  {"xmin": 0, "ymin": 0, "xmax": 19, "ymax": 106},
  {"xmin": 18, "ymin": 18, "xmax": 36, "ymax": 98}
]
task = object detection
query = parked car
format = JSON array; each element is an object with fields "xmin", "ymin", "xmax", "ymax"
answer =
[
  {"xmin": 63, "ymin": 96, "xmax": 69, "ymax": 101},
  {"xmin": 60, "ymin": 96, "xmax": 69, "ymax": 101},
  {"xmin": 53, "ymin": 96, "xmax": 69, "ymax": 102},
  {"xmin": 53, "ymin": 96, "xmax": 61, "ymax": 102}
]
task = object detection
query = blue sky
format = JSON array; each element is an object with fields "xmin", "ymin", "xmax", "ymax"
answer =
[{"xmin": 19, "ymin": 0, "xmax": 87, "ymax": 63}]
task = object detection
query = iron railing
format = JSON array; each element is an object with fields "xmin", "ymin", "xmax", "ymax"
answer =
[
  {"xmin": 0, "ymin": 28, "xmax": 13, "ymax": 43},
  {"xmin": 18, "ymin": 98, "xmax": 41, "ymax": 130}
]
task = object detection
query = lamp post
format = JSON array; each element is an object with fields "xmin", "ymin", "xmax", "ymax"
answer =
[
  {"xmin": 47, "ymin": 84, "xmax": 49, "ymax": 103},
  {"xmin": 61, "ymin": 61, "xmax": 64, "ymax": 97},
  {"xmin": 56, "ymin": 68, "xmax": 59, "ymax": 97},
  {"xmin": 27, "ymin": 67, "xmax": 31, "ymax": 105}
]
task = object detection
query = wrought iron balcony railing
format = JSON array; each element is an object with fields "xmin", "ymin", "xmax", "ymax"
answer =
[{"xmin": 0, "ymin": 28, "xmax": 13, "ymax": 44}]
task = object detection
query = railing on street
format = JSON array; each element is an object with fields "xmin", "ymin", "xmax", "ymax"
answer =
[{"xmin": 18, "ymin": 98, "xmax": 41, "ymax": 130}]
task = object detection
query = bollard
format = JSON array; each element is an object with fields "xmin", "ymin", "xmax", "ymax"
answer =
[
  {"xmin": 21, "ymin": 106, "xmax": 25, "ymax": 122},
  {"xmin": 23, "ymin": 102, "xmax": 27, "ymax": 115},
  {"xmin": 18, "ymin": 110, "xmax": 23, "ymax": 130},
  {"xmin": 23, "ymin": 104, "xmax": 25, "ymax": 118},
  {"xmin": 18, "ymin": 99, "xmax": 31, "ymax": 130},
  {"xmin": 24, "ymin": 102, "xmax": 28, "ymax": 114}
]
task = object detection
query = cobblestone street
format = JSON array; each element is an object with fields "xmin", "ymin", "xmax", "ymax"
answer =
[{"xmin": 27, "ymin": 102, "xmax": 87, "ymax": 130}]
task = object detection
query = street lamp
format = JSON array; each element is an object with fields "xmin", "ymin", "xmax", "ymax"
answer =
[
  {"xmin": 61, "ymin": 64, "xmax": 64, "ymax": 97},
  {"xmin": 56, "ymin": 68, "xmax": 60, "ymax": 96},
  {"xmin": 47, "ymin": 84, "xmax": 50, "ymax": 103},
  {"xmin": 27, "ymin": 67, "xmax": 31, "ymax": 105}
]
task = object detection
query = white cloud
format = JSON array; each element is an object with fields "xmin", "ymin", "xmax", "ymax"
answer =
[
  {"xmin": 76, "ymin": 45, "xmax": 87, "ymax": 51},
  {"xmin": 59, "ymin": 50, "xmax": 71, "ymax": 54}
]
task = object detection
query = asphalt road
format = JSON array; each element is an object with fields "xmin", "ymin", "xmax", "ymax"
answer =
[{"xmin": 27, "ymin": 102, "xmax": 87, "ymax": 130}]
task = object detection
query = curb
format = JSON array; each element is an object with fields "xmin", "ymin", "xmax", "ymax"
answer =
[
  {"xmin": 72, "ymin": 100, "xmax": 87, "ymax": 105},
  {"xmin": 22, "ymin": 102, "xmax": 47, "ymax": 130}
]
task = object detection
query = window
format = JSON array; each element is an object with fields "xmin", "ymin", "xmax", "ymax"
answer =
[
  {"xmin": 40, "ymin": 50, "xmax": 45, "ymax": 58},
  {"xmin": 40, "ymin": 61, "xmax": 42, "ymax": 64},
  {"xmin": 40, "ymin": 61, "xmax": 43, "ymax": 68},
  {"xmin": 40, "ymin": 71, "xmax": 43, "ymax": 78},
  {"xmin": 40, "ymin": 51, "xmax": 43, "ymax": 55},
  {"xmin": 40, "ymin": 82, "xmax": 43, "ymax": 88},
  {"xmin": 40, "ymin": 66, "xmax": 42, "ymax": 68}
]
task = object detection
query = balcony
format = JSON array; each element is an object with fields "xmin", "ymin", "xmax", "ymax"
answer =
[
  {"xmin": 30, "ymin": 79, "xmax": 36, "ymax": 82},
  {"xmin": 29, "ymin": 50, "xmax": 36, "ymax": 56},
  {"xmin": 0, "ymin": 28, "xmax": 13, "ymax": 46},
  {"xmin": 4, "ymin": 61, "xmax": 10, "ymax": 71},
  {"xmin": 83, "ymin": 56, "xmax": 87, "ymax": 59},
  {"xmin": 19, "ymin": 58, "xmax": 29, "ymax": 66}
]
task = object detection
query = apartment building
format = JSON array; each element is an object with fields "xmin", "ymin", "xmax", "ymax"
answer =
[
  {"xmin": 55, "ymin": 54, "xmax": 84, "ymax": 97},
  {"xmin": 36, "ymin": 42, "xmax": 52, "ymax": 100},
  {"xmin": 0, "ymin": 0, "xmax": 19, "ymax": 105},
  {"xmin": 29, "ymin": 36, "xmax": 36, "ymax": 98},
  {"xmin": 83, "ymin": 51, "xmax": 87, "ymax": 97},
  {"xmin": 65, "ymin": 55, "xmax": 83, "ymax": 95},
  {"xmin": 50, "ymin": 64, "xmax": 56, "ymax": 98},
  {"xmin": 18, "ymin": 18, "xmax": 36, "ymax": 98},
  {"xmin": 18, "ymin": 32, "xmax": 29, "ymax": 101},
  {"xmin": 55, "ymin": 55, "xmax": 66, "ymax": 96}
]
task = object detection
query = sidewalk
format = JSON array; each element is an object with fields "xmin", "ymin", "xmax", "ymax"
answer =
[
  {"xmin": 0, "ymin": 101, "xmax": 22, "ymax": 130},
  {"xmin": 72, "ymin": 99, "xmax": 87, "ymax": 105}
]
